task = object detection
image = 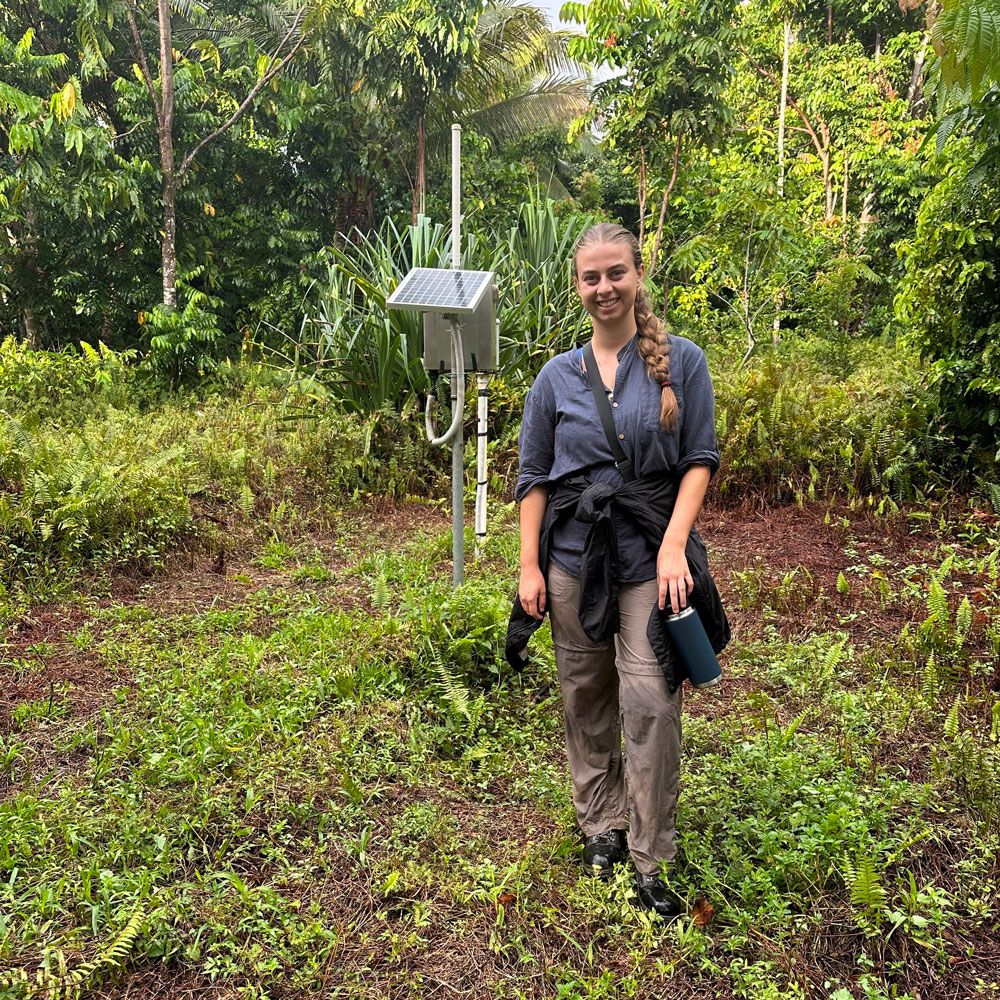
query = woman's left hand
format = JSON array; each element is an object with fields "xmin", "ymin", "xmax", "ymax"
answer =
[{"xmin": 657, "ymin": 540, "xmax": 693, "ymax": 613}]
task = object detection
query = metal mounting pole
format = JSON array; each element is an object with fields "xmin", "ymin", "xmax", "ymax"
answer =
[{"xmin": 450, "ymin": 123, "xmax": 464, "ymax": 587}]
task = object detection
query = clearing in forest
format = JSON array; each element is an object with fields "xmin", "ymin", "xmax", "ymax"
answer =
[{"xmin": 1, "ymin": 498, "xmax": 998, "ymax": 1000}]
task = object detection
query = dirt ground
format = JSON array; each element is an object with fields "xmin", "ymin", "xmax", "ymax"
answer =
[{"xmin": 3, "ymin": 495, "xmax": 999, "ymax": 1000}]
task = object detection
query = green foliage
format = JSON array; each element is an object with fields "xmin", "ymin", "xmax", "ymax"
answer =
[
  {"xmin": 932, "ymin": 0, "xmax": 1000, "ymax": 100},
  {"xmin": 564, "ymin": 0, "xmax": 736, "ymax": 271},
  {"xmin": 0, "ymin": 345, "xmax": 456, "ymax": 580},
  {"xmin": 302, "ymin": 215, "xmax": 444, "ymax": 412},
  {"xmin": 894, "ymin": 142, "xmax": 1000, "ymax": 473},
  {"xmin": 0, "ymin": 906, "xmax": 146, "ymax": 1000},
  {"xmin": 713, "ymin": 340, "xmax": 937, "ymax": 499},
  {"xmin": 0, "ymin": 337, "xmax": 138, "ymax": 419},
  {"xmin": 935, "ymin": 695, "xmax": 1000, "ymax": 832},
  {"xmin": 565, "ymin": 0, "xmax": 736, "ymax": 149},
  {"xmin": 141, "ymin": 274, "xmax": 225, "ymax": 387},
  {"xmin": 362, "ymin": 1, "xmax": 482, "ymax": 103},
  {"xmin": 803, "ymin": 253, "xmax": 881, "ymax": 372},
  {"xmin": 495, "ymin": 191, "xmax": 597, "ymax": 374},
  {"xmin": 454, "ymin": 2, "xmax": 589, "ymax": 146},
  {"xmin": 4, "ymin": 471, "xmax": 1000, "ymax": 996},
  {"xmin": 0, "ymin": 412, "xmax": 192, "ymax": 578},
  {"xmin": 300, "ymin": 191, "xmax": 596, "ymax": 412}
]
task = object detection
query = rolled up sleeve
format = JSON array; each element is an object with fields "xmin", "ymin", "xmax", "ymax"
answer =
[
  {"xmin": 515, "ymin": 375, "xmax": 556, "ymax": 501},
  {"xmin": 676, "ymin": 348, "xmax": 721, "ymax": 479}
]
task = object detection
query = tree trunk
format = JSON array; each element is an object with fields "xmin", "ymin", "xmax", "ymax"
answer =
[
  {"xmin": 157, "ymin": 0, "xmax": 177, "ymax": 308},
  {"xmin": 827, "ymin": 2, "xmax": 833, "ymax": 45},
  {"xmin": 773, "ymin": 22, "xmax": 792, "ymax": 344},
  {"xmin": 647, "ymin": 136, "xmax": 680, "ymax": 280},
  {"xmin": 743, "ymin": 48, "xmax": 833, "ymax": 223},
  {"xmin": 637, "ymin": 142, "xmax": 647, "ymax": 250},
  {"xmin": 907, "ymin": 35, "xmax": 929, "ymax": 116},
  {"xmin": 21, "ymin": 207, "xmax": 40, "ymax": 347},
  {"xmin": 819, "ymin": 120, "xmax": 833, "ymax": 220},
  {"xmin": 823, "ymin": 153, "xmax": 833, "ymax": 220},
  {"xmin": 412, "ymin": 114, "xmax": 425, "ymax": 225},
  {"xmin": 858, "ymin": 189, "xmax": 876, "ymax": 244},
  {"xmin": 777, "ymin": 19, "xmax": 791, "ymax": 198},
  {"xmin": 842, "ymin": 156, "xmax": 849, "ymax": 226},
  {"xmin": 23, "ymin": 307, "xmax": 39, "ymax": 349},
  {"xmin": 127, "ymin": 0, "xmax": 307, "ymax": 312},
  {"xmin": 162, "ymin": 176, "xmax": 177, "ymax": 308}
]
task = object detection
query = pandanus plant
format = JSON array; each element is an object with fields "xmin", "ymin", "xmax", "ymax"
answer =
[{"xmin": 303, "ymin": 189, "xmax": 597, "ymax": 411}]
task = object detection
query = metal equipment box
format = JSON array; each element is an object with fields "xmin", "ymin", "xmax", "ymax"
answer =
[{"xmin": 422, "ymin": 287, "xmax": 498, "ymax": 373}]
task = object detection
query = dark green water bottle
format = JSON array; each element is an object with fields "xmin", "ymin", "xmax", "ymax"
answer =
[{"xmin": 664, "ymin": 606, "xmax": 723, "ymax": 689}]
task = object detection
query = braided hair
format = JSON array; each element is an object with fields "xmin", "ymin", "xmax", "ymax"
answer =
[{"xmin": 572, "ymin": 223, "xmax": 678, "ymax": 432}]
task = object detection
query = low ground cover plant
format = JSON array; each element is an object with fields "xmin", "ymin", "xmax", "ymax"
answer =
[
  {"xmin": 0, "ymin": 335, "xmax": 949, "ymax": 587},
  {"xmin": 1, "ymin": 495, "xmax": 998, "ymax": 999}
]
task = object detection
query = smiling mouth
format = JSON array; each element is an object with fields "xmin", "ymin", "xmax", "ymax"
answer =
[{"xmin": 597, "ymin": 297, "xmax": 620, "ymax": 309}]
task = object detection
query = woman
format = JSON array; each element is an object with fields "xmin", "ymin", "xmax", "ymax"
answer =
[{"xmin": 511, "ymin": 223, "xmax": 724, "ymax": 919}]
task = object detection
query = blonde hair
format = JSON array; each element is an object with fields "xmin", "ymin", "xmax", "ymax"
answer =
[{"xmin": 573, "ymin": 223, "xmax": 677, "ymax": 432}]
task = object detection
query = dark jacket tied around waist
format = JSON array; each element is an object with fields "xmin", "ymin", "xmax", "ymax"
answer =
[{"xmin": 505, "ymin": 475, "xmax": 730, "ymax": 692}]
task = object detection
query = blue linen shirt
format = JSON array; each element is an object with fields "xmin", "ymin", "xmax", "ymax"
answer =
[{"xmin": 515, "ymin": 334, "xmax": 720, "ymax": 583}]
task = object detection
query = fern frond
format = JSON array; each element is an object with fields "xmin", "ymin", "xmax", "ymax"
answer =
[
  {"xmin": 433, "ymin": 651, "xmax": 472, "ymax": 722},
  {"xmin": 371, "ymin": 571, "xmax": 389, "ymax": 610},
  {"xmin": 922, "ymin": 654, "xmax": 939, "ymax": 701},
  {"xmin": 955, "ymin": 597, "xmax": 973, "ymax": 646},
  {"xmin": 0, "ymin": 907, "xmax": 145, "ymax": 998},
  {"xmin": 945, "ymin": 696, "xmax": 962, "ymax": 740},
  {"xmin": 932, "ymin": 0, "xmax": 1000, "ymax": 100},
  {"xmin": 926, "ymin": 577, "xmax": 950, "ymax": 627},
  {"xmin": 849, "ymin": 855, "xmax": 888, "ymax": 913}
]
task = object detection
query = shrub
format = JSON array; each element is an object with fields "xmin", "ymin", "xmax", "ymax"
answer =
[
  {"xmin": 894, "ymin": 143, "xmax": 1000, "ymax": 476},
  {"xmin": 0, "ymin": 350, "xmax": 455, "ymax": 581},
  {"xmin": 0, "ymin": 413, "xmax": 192, "ymax": 577},
  {"xmin": 712, "ymin": 339, "xmax": 937, "ymax": 500},
  {"xmin": 294, "ymin": 190, "xmax": 597, "ymax": 415},
  {"xmin": 0, "ymin": 337, "xmax": 140, "ymax": 420},
  {"xmin": 141, "ymin": 276, "xmax": 225, "ymax": 388}
]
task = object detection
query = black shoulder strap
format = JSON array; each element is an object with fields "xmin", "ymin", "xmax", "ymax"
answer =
[{"xmin": 582, "ymin": 341, "xmax": 635, "ymax": 483}]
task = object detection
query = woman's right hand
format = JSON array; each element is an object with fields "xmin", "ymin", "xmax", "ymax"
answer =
[{"xmin": 519, "ymin": 566, "xmax": 547, "ymax": 620}]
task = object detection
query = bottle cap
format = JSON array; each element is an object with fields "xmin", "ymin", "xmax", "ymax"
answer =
[{"xmin": 666, "ymin": 606, "xmax": 696, "ymax": 621}]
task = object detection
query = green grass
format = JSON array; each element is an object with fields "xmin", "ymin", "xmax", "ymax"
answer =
[{"xmin": 1, "ymin": 505, "xmax": 998, "ymax": 1000}]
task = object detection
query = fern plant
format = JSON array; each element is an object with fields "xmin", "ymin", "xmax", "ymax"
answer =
[
  {"xmin": 841, "ymin": 853, "xmax": 889, "ymax": 932},
  {"xmin": 432, "ymin": 648, "xmax": 486, "ymax": 736},
  {"xmin": 938, "ymin": 693, "xmax": 1000, "ymax": 832},
  {"xmin": 0, "ymin": 907, "xmax": 145, "ymax": 999}
]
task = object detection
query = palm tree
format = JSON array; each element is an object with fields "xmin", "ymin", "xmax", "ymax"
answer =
[
  {"xmin": 358, "ymin": 0, "xmax": 590, "ymax": 222},
  {"xmin": 442, "ymin": 1, "xmax": 590, "ymax": 149}
]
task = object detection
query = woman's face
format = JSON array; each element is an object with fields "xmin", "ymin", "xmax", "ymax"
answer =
[{"xmin": 573, "ymin": 241, "xmax": 643, "ymax": 328}]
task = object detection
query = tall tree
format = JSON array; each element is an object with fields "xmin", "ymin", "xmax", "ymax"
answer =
[
  {"xmin": 0, "ymin": 9, "xmax": 132, "ymax": 346},
  {"xmin": 360, "ymin": 0, "xmax": 482, "ymax": 224},
  {"xmin": 444, "ymin": 0, "xmax": 589, "ymax": 146},
  {"xmin": 563, "ymin": 0, "xmax": 737, "ymax": 277},
  {"xmin": 121, "ymin": 0, "xmax": 313, "ymax": 308}
]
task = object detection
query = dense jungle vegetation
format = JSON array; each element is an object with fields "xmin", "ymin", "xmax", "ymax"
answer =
[{"xmin": 1, "ymin": 0, "xmax": 999, "ymax": 998}]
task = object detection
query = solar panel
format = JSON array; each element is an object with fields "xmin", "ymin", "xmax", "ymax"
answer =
[{"xmin": 387, "ymin": 267, "xmax": 494, "ymax": 315}]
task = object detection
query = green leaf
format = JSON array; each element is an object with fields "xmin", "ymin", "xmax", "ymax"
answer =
[
  {"xmin": 944, "ymin": 696, "xmax": 961, "ymax": 740},
  {"xmin": 933, "ymin": 0, "xmax": 1000, "ymax": 99}
]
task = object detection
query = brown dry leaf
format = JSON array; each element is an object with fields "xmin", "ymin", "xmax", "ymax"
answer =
[
  {"xmin": 692, "ymin": 898, "xmax": 715, "ymax": 926},
  {"xmin": 497, "ymin": 892, "xmax": 516, "ymax": 909}
]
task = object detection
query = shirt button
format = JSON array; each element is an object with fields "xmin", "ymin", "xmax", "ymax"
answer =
[
  {"xmin": 618, "ymin": 433, "xmax": 624, "ymax": 439},
  {"xmin": 613, "ymin": 402, "xmax": 619, "ymax": 408}
]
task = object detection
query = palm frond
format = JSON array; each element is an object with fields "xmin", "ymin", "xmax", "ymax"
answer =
[{"xmin": 459, "ymin": 77, "xmax": 590, "ymax": 143}]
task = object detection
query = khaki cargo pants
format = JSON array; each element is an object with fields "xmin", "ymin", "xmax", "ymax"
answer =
[{"xmin": 547, "ymin": 563, "xmax": 683, "ymax": 876}]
